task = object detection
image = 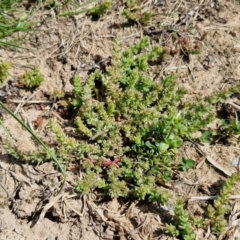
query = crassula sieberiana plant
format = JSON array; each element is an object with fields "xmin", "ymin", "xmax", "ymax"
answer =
[
  {"xmin": 165, "ymin": 172, "xmax": 240, "ymax": 240},
  {"xmin": 48, "ymin": 37, "xmax": 231, "ymax": 201},
  {"xmin": 5, "ymin": 37, "xmax": 240, "ymax": 204}
]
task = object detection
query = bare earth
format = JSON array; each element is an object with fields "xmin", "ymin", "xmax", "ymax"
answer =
[{"xmin": 1, "ymin": 1, "xmax": 240, "ymax": 239}]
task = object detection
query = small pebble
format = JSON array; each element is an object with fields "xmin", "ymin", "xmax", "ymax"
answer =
[
  {"xmin": 232, "ymin": 158, "xmax": 239, "ymax": 168},
  {"xmin": 46, "ymin": 237, "xmax": 55, "ymax": 240}
]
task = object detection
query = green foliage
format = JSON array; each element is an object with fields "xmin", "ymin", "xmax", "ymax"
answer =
[
  {"xmin": 206, "ymin": 84, "xmax": 240, "ymax": 105},
  {"xmin": 219, "ymin": 119, "xmax": 240, "ymax": 143},
  {"xmin": 0, "ymin": 0, "xmax": 36, "ymax": 47},
  {"xmin": 76, "ymin": 171, "xmax": 99, "ymax": 193},
  {"xmin": 221, "ymin": 119, "xmax": 240, "ymax": 134},
  {"xmin": 47, "ymin": 36, "xmax": 227, "ymax": 202},
  {"xmin": 165, "ymin": 199, "xmax": 195, "ymax": 240},
  {"xmin": 88, "ymin": 1, "xmax": 111, "ymax": 19},
  {"xmin": 167, "ymin": 172, "xmax": 240, "ymax": 238},
  {"xmin": 206, "ymin": 172, "xmax": 240, "ymax": 234},
  {"xmin": 123, "ymin": 0, "xmax": 154, "ymax": 25},
  {"xmin": 0, "ymin": 60, "xmax": 12, "ymax": 85},
  {"xmin": 19, "ymin": 68, "xmax": 44, "ymax": 88},
  {"xmin": 201, "ymin": 129, "xmax": 217, "ymax": 143},
  {"xmin": 4, "ymin": 37, "xmax": 240, "ymax": 208},
  {"xmin": 180, "ymin": 158, "xmax": 195, "ymax": 172},
  {"xmin": 201, "ymin": 116, "xmax": 240, "ymax": 144}
]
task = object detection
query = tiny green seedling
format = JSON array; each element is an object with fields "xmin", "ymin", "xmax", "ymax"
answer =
[
  {"xmin": 180, "ymin": 158, "xmax": 195, "ymax": 172},
  {"xmin": 201, "ymin": 129, "xmax": 218, "ymax": 143},
  {"xmin": 19, "ymin": 68, "xmax": 44, "ymax": 88}
]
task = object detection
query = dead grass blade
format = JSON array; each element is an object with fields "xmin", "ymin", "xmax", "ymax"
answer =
[
  {"xmin": 195, "ymin": 144, "xmax": 232, "ymax": 177},
  {"xmin": 36, "ymin": 193, "xmax": 65, "ymax": 225},
  {"xmin": 0, "ymin": 100, "xmax": 66, "ymax": 191}
]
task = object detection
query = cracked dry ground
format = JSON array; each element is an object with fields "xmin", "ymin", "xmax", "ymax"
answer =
[{"xmin": 1, "ymin": 1, "xmax": 240, "ymax": 240}]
